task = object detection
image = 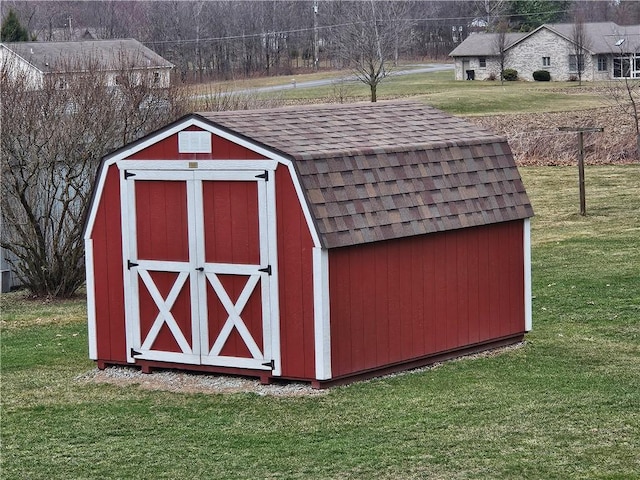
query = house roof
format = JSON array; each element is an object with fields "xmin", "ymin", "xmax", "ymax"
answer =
[
  {"xmin": 449, "ymin": 32, "xmax": 527, "ymax": 57},
  {"xmin": 0, "ymin": 39, "xmax": 173, "ymax": 73},
  {"xmin": 197, "ymin": 102, "xmax": 533, "ymax": 249},
  {"xmin": 541, "ymin": 22, "xmax": 639, "ymax": 54},
  {"xmin": 450, "ymin": 22, "xmax": 640, "ymax": 57}
]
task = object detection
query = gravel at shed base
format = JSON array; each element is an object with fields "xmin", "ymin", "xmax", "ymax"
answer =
[
  {"xmin": 77, "ymin": 342, "xmax": 524, "ymax": 396},
  {"xmin": 77, "ymin": 367, "xmax": 329, "ymax": 397}
]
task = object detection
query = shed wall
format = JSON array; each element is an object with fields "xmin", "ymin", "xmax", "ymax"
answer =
[
  {"xmin": 328, "ymin": 220, "xmax": 525, "ymax": 378},
  {"xmin": 275, "ymin": 166, "xmax": 316, "ymax": 379},
  {"xmin": 91, "ymin": 166, "xmax": 127, "ymax": 362}
]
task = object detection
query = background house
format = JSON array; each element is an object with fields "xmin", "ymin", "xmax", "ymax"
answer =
[
  {"xmin": 450, "ymin": 22, "xmax": 640, "ymax": 81},
  {"xmin": 0, "ymin": 38, "xmax": 173, "ymax": 89}
]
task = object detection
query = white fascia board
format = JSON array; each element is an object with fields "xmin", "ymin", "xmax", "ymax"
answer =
[
  {"xmin": 85, "ymin": 239, "xmax": 98, "ymax": 359},
  {"xmin": 524, "ymin": 218, "xmax": 532, "ymax": 332},
  {"xmin": 117, "ymin": 160, "xmax": 279, "ymax": 171},
  {"xmin": 313, "ymin": 247, "xmax": 331, "ymax": 380}
]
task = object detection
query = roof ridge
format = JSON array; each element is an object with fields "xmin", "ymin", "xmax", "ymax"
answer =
[{"xmin": 288, "ymin": 134, "xmax": 508, "ymax": 162}]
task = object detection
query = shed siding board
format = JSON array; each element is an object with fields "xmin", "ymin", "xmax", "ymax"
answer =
[
  {"xmin": 328, "ymin": 220, "xmax": 525, "ymax": 378},
  {"xmin": 92, "ymin": 166, "xmax": 127, "ymax": 362},
  {"xmin": 275, "ymin": 165, "xmax": 316, "ymax": 379},
  {"xmin": 374, "ymin": 244, "xmax": 390, "ymax": 366}
]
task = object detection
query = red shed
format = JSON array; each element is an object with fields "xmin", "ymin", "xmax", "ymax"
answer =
[{"xmin": 84, "ymin": 102, "xmax": 534, "ymax": 387}]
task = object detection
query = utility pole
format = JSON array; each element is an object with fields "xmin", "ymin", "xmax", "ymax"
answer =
[
  {"xmin": 558, "ymin": 126, "xmax": 604, "ymax": 216},
  {"xmin": 313, "ymin": 0, "xmax": 319, "ymax": 71}
]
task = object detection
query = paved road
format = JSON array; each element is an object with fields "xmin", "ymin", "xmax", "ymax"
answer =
[{"xmin": 215, "ymin": 63, "xmax": 454, "ymax": 97}]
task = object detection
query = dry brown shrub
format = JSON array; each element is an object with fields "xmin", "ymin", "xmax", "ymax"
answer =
[{"xmin": 467, "ymin": 107, "xmax": 638, "ymax": 166}]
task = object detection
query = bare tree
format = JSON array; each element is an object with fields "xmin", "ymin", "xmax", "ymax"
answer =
[
  {"xmin": 334, "ymin": 1, "xmax": 413, "ymax": 102},
  {"xmin": 494, "ymin": 20, "xmax": 509, "ymax": 85},
  {"xmin": 0, "ymin": 55, "xmax": 188, "ymax": 297},
  {"xmin": 571, "ymin": 11, "xmax": 591, "ymax": 86},
  {"xmin": 474, "ymin": 0, "xmax": 509, "ymax": 30}
]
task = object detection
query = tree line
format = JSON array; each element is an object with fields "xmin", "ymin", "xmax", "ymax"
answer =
[{"xmin": 2, "ymin": 0, "xmax": 639, "ymax": 82}]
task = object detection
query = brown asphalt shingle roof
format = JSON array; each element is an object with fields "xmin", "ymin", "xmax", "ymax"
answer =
[{"xmin": 198, "ymin": 101, "xmax": 533, "ymax": 249}]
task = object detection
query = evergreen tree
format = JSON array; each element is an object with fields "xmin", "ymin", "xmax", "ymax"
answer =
[
  {"xmin": 1, "ymin": 9, "xmax": 29, "ymax": 42},
  {"xmin": 509, "ymin": 0, "xmax": 571, "ymax": 32}
]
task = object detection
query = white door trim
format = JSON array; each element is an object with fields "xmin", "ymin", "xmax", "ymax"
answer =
[{"xmin": 121, "ymin": 166, "xmax": 280, "ymax": 373}]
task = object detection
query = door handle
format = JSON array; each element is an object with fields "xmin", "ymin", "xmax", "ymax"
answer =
[{"xmin": 196, "ymin": 267, "xmax": 204, "ymax": 272}]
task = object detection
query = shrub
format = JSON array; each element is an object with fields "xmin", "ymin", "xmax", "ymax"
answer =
[
  {"xmin": 487, "ymin": 72, "xmax": 497, "ymax": 81},
  {"xmin": 503, "ymin": 68, "xmax": 518, "ymax": 81},
  {"xmin": 533, "ymin": 70, "xmax": 551, "ymax": 81},
  {"xmin": 568, "ymin": 75, "xmax": 578, "ymax": 82}
]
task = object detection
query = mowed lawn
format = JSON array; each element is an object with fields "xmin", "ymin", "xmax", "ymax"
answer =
[
  {"xmin": 217, "ymin": 68, "xmax": 606, "ymax": 115},
  {"xmin": 1, "ymin": 164, "xmax": 638, "ymax": 479}
]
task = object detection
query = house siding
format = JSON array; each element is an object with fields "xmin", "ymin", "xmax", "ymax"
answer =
[{"xmin": 507, "ymin": 28, "xmax": 595, "ymax": 81}]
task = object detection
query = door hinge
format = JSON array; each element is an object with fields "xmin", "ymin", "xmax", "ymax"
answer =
[
  {"xmin": 258, "ymin": 265, "xmax": 272, "ymax": 276},
  {"xmin": 130, "ymin": 348, "xmax": 142, "ymax": 357},
  {"xmin": 256, "ymin": 170, "xmax": 269, "ymax": 181},
  {"xmin": 127, "ymin": 260, "xmax": 139, "ymax": 270},
  {"xmin": 124, "ymin": 170, "xmax": 136, "ymax": 179},
  {"xmin": 262, "ymin": 359, "xmax": 274, "ymax": 369}
]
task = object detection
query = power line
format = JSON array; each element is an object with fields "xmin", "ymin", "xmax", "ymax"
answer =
[{"xmin": 144, "ymin": 9, "xmax": 574, "ymax": 47}]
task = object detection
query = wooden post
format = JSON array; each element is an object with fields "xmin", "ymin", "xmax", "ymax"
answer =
[
  {"xmin": 578, "ymin": 131, "xmax": 586, "ymax": 216},
  {"xmin": 558, "ymin": 127, "xmax": 604, "ymax": 216}
]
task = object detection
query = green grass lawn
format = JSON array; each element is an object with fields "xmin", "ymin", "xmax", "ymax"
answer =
[
  {"xmin": 227, "ymin": 68, "xmax": 606, "ymax": 115},
  {"xmin": 1, "ymin": 165, "xmax": 638, "ymax": 479}
]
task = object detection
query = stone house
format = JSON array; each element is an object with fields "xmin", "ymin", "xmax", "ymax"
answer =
[
  {"xmin": 0, "ymin": 38, "xmax": 173, "ymax": 90},
  {"xmin": 450, "ymin": 22, "xmax": 640, "ymax": 82}
]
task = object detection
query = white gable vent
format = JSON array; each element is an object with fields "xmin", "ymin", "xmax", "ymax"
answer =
[{"xmin": 178, "ymin": 131, "xmax": 212, "ymax": 153}]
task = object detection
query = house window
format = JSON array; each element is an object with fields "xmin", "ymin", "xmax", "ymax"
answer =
[
  {"xmin": 479, "ymin": 57, "xmax": 486, "ymax": 68},
  {"xmin": 569, "ymin": 54, "xmax": 584, "ymax": 72},
  {"xmin": 542, "ymin": 56, "xmax": 551, "ymax": 67},
  {"xmin": 597, "ymin": 55, "xmax": 607, "ymax": 71},
  {"xmin": 58, "ymin": 78, "xmax": 67, "ymax": 89},
  {"xmin": 153, "ymin": 72, "xmax": 160, "ymax": 84},
  {"xmin": 613, "ymin": 55, "xmax": 640, "ymax": 78}
]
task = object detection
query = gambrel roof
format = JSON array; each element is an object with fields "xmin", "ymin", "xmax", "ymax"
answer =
[
  {"xmin": 1, "ymin": 39, "xmax": 173, "ymax": 73},
  {"xmin": 450, "ymin": 22, "xmax": 640, "ymax": 58},
  {"xmin": 197, "ymin": 102, "xmax": 533, "ymax": 248}
]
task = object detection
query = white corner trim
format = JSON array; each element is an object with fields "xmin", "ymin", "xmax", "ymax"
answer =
[
  {"xmin": 524, "ymin": 218, "xmax": 532, "ymax": 332},
  {"xmin": 85, "ymin": 239, "xmax": 98, "ymax": 360},
  {"xmin": 313, "ymin": 247, "xmax": 331, "ymax": 380}
]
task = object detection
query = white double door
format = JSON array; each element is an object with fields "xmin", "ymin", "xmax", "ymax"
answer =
[{"xmin": 122, "ymin": 167, "xmax": 278, "ymax": 372}]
